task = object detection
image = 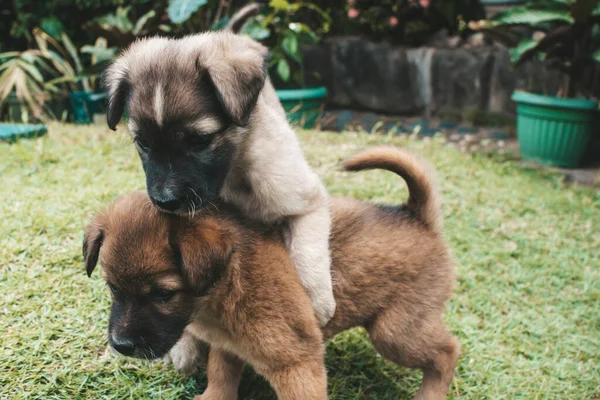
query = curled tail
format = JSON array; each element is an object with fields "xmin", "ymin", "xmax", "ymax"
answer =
[
  {"xmin": 226, "ymin": 3, "xmax": 261, "ymax": 33},
  {"xmin": 342, "ymin": 146, "xmax": 442, "ymax": 233}
]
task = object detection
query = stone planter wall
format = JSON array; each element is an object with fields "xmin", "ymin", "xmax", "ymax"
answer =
[{"xmin": 303, "ymin": 37, "xmax": 563, "ymax": 118}]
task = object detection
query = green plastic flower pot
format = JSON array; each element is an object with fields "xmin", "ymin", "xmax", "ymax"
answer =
[
  {"xmin": 276, "ymin": 87, "xmax": 327, "ymax": 129},
  {"xmin": 512, "ymin": 91, "xmax": 597, "ymax": 168},
  {"xmin": 0, "ymin": 123, "xmax": 47, "ymax": 142}
]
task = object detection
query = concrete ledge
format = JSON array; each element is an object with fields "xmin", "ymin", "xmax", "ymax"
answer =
[{"xmin": 303, "ymin": 37, "xmax": 562, "ymax": 117}]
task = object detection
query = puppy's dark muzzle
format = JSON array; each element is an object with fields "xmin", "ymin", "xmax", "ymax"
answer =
[
  {"xmin": 109, "ymin": 333, "xmax": 164, "ymax": 360},
  {"xmin": 110, "ymin": 335, "xmax": 137, "ymax": 357},
  {"xmin": 151, "ymin": 196, "xmax": 182, "ymax": 213}
]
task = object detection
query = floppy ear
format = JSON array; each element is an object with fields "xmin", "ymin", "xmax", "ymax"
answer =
[
  {"xmin": 83, "ymin": 215, "xmax": 105, "ymax": 277},
  {"xmin": 103, "ymin": 59, "xmax": 130, "ymax": 131},
  {"xmin": 173, "ymin": 219, "xmax": 233, "ymax": 296},
  {"xmin": 199, "ymin": 35, "xmax": 268, "ymax": 126}
]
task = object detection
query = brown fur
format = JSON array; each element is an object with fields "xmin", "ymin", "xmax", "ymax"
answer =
[{"xmin": 85, "ymin": 147, "xmax": 459, "ymax": 399}]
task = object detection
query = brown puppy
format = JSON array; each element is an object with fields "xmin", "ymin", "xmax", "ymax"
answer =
[{"xmin": 84, "ymin": 147, "xmax": 459, "ymax": 400}]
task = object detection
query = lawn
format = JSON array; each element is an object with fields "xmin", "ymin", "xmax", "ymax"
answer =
[{"xmin": 1, "ymin": 123, "xmax": 599, "ymax": 399}]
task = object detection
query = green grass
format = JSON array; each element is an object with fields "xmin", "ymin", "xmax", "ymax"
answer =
[{"xmin": 1, "ymin": 123, "xmax": 599, "ymax": 399}]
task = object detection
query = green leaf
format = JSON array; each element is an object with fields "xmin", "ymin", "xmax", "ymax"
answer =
[
  {"xmin": 241, "ymin": 20, "xmax": 271, "ymax": 40},
  {"xmin": 115, "ymin": 6, "xmax": 134, "ymax": 31},
  {"xmin": 133, "ymin": 10, "xmax": 156, "ymax": 35},
  {"xmin": 40, "ymin": 17, "xmax": 64, "ymax": 40},
  {"xmin": 81, "ymin": 46, "xmax": 117, "ymax": 63},
  {"xmin": 510, "ymin": 38, "xmax": 539, "ymax": 65},
  {"xmin": 167, "ymin": 0, "xmax": 208, "ymax": 24},
  {"xmin": 210, "ymin": 17, "xmax": 230, "ymax": 31},
  {"xmin": 593, "ymin": 48, "xmax": 600, "ymax": 63},
  {"xmin": 492, "ymin": 6, "xmax": 573, "ymax": 26},
  {"xmin": 95, "ymin": 7, "xmax": 133, "ymax": 31},
  {"xmin": 61, "ymin": 33, "xmax": 82, "ymax": 75},
  {"xmin": 282, "ymin": 32, "xmax": 300, "ymax": 61},
  {"xmin": 18, "ymin": 61, "xmax": 44, "ymax": 83},
  {"xmin": 0, "ymin": 52, "xmax": 21, "ymax": 59},
  {"xmin": 277, "ymin": 58, "xmax": 290, "ymax": 82},
  {"xmin": 269, "ymin": 0, "xmax": 289, "ymax": 10}
]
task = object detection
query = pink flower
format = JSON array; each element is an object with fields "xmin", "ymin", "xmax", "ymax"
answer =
[
  {"xmin": 348, "ymin": 8, "xmax": 359, "ymax": 19},
  {"xmin": 389, "ymin": 16, "xmax": 398, "ymax": 26},
  {"xmin": 419, "ymin": 0, "xmax": 430, "ymax": 7}
]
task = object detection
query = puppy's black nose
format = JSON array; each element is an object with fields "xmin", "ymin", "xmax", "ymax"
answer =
[
  {"xmin": 151, "ymin": 196, "xmax": 181, "ymax": 212},
  {"xmin": 111, "ymin": 336, "xmax": 136, "ymax": 356}
]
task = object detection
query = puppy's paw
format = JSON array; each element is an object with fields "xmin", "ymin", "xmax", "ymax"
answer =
[
  {"xmin": 314, "ymin": 295, "xmax": 336, "ymax": 327},
  {"xmin": 167, "ymin": 333, "xmax": 208, "ymax": 376}
]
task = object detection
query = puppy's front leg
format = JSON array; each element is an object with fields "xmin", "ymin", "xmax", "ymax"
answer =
[
  {"xmin": 165, "ymin": 329, "xmax": 209, "ymax": 376},
  {"xmin": 288, "ymin": 192, "xmax": 335, "ymax": 327},
  {"xmin": 193, "ymin": 348, "xmax": 244, "ymax": 400}
]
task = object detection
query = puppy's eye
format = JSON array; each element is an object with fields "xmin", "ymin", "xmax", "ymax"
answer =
[
  {"xmin": 134, "ymin": 137, "xmax": 150, "ymax": 152},
  {"xmin": 188, "ymin": 134, "xmax": 214, "ymax": 151},
  {"xmin": 150, "ymin": 288, "xmax": 176, "ymax": 303},
  {"xmin": 108, "ymin": 283, "xmax": 118, "ymax": 294}
]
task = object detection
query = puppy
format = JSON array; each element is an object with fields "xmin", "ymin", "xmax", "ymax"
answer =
[
  {"xmin": 84, "ymin": 147, "xmax": 460, "ymax": 400},
  {"xmin": 103, "ymin": 8, "xmax": 335, "ymax": 347}
]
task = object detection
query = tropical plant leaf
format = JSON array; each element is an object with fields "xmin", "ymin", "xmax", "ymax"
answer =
[
  {"xmin": 40, "ymin": 17, "xmax": 64, "ymax": 40},
  {"xmin": 593, "ymin": 48, "xmax": 600, "ymax": 62},
  {"xmin": 524, "ymin": 24, "xmax": 575, "ymax": 63},
  {"xmin": 282, "ymin": 32, "xmax": 300, "ymax": 62},
  {"xmin": 116, "ymin": 6, "xmax": 134, "ymax": 31},
  {"xmin": 134, "ymin": 10, "xmax": 156, "ymax": 35},
  {"xmin": 492, "ymin": 6, "xmax": 573, "ymax": 26},
  {"xmin": 0, "ymin": 58, "xmax": 47, "ymax": 120},
  {"xmin": 33, "ymin": 28, "xmax": 69, "ymax": 62},
  {"xmin": 95, "ymin": 7, "xmax": 134, "ymax": 31},
  {"xmin": 290, "ymin": 23, "xmax": 319, "ymax": 44},
  {"xmin": 167, "ymin": 0, "xmax": 208, "ymax": 24},
  {"xmin": 210, "ymin": 17, "xmax": 230, "ymax": 31},
  {"xmin": 510, "ymin": 39, "xmax": 540, "ymax": 64},
  {"xmin": 81, "ymin": 45, "xmax": 116, "ymax": 63},
  {"xmin": 277, "ymin": 58, "xmax": 291, "ymax": 82},
  {"xmin": 18, "ymin": 60, "xmax": 45, "ymax": 83},
  {"xmin": 33, "ymin": 56, "xmax": 59, "ymax": 77},
  {"xmin": 61, "ymin": 32, "xmax": 90, "ymax": 91},
  {"xmin": 241, "ymin": 19, "xmax": 271, "ymax": 40},
  {"xmin": 269, "ymin": 0, "xmax": 289, "ymax": 10},
  {"xmin": 0, "ymin": 52, "xmax": 21, "ymax": 60},
  {"xmin": 61, "ymin": 33, "xmax": 81, "ymax": 73}
]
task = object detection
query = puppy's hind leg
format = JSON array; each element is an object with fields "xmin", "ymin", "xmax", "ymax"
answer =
[
  {"xmin": 287, "ymin": 193, "xmax": 335, "ymax": 327},
  {"xmin": 368, "ymin": 311, "xmax": 460, "ymax": 400}
]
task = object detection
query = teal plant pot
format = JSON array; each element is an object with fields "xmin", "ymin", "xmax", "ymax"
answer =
[
  {"xmin": 512, "ymin": 91, "xmax": 597, "ymax": 168},
  {"xmin": 0, "ymin": 123, "xmax": 47, "ymax": 142},
  {"xmin": 276, "ymin": 87, "xmax": 327, "ymax": 129},
  {"xmin": 4, "ymin": 94, "xmax": 23, "ymax": 122},
  {"xmin": 70, "ymin": 91, "xmax": 107, "ymax": 124}
]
